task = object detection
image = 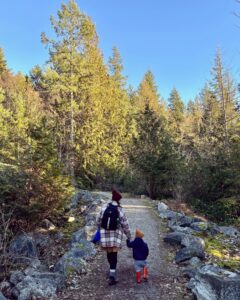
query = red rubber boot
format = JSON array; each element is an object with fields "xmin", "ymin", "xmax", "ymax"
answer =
[
  {"xmin": 143, "ymin": 267, "xmax": 148, "ymax": 281},
  {"xmin": 136, "ymin": 271, "xmax": 141, "ymax": 283}
]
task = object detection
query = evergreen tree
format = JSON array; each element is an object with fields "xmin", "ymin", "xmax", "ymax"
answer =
[
  {"xmin": 0, "ymin": 48, "xmax": 7, "ymax": 75},
  {"xmin": 35, "ymin": 0, "xmax": 97, "ymax": 181},
  {"xmin": 136, "ymin": 70, "xmax": 161, "ymax": 113},
  {"xmin": 130, "ymin": 105, "xmax": 178, "ymax": 199},
  {"xmin": 108, "ymin": 46, "xmax": 126, "ymax": 88},
  {"xmin": 210, "ymin": 50, "xmax": 238, "ymax": 147},
  {"xmin": 168, "ymin": 87, "xmax": 184, "ymax": 127}
]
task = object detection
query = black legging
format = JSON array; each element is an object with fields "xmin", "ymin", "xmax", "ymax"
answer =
[{"xmin": 107, "ymin": 252, "xmax": 118, "ymax": 269}]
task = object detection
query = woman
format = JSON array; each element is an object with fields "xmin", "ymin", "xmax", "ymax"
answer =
[{"xmin": 96, "ymin": 188, "xmax": 131, "ymax": 285}]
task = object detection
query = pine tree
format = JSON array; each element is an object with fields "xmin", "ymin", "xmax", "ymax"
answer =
[
  {"xmin": 130, "ymin": 104, "xmax": 177, "ymax": 199},
  {"xmin": 108, "ymin": 46, "xmax": 126, "ymax": 89},
  {"xmin": 210, "ymin": 50, "xmax": 238, "ymax": 147},
  {"xmin": 168, "ymin": 87, "xmax": 184, "ymax": 127},
  {"xmin": 136, "ymin": 70, "xmax": 161, "ymax": 113},
  {"xmin": 36, "ymin": 0, "xmax": 97, "ymax": 182},
  {"xmin": 0, "ymin": 48, "xmax": 7, "ymax": 75}
]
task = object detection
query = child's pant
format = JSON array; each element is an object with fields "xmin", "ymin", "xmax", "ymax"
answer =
[{"xmin": 134, "ymin": 260, "xmax": 147, "ymax": 272}]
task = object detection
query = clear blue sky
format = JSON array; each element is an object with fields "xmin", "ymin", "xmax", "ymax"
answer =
[{"xmin": 0, "ymin": 0, "xmax": 240, "ymax": 102}]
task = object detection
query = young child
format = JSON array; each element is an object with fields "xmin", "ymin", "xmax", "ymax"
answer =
[{"xmin": 127, "ymin": 229, "xmax": 149, "ymax": 283}]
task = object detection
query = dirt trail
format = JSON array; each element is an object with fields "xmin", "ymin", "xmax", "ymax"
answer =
[{"xmin": 59, "ymin": 197, "xmax": 191, "ymax": 300}]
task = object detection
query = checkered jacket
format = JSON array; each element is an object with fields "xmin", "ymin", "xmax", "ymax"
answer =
[{"xmin": 96, "ymin": 202, "xmax": 131, "ymax": 248}]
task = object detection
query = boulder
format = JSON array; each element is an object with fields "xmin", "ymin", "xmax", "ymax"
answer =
[
  {"xmin": 187, "ymin": 265, "xmax": 240, "ymax": 300},
  {"xmin": 159, "ymin": 210, "xmax": 183, "ymax": 220},
  {"xmin": 158, "ymin": 202, "xmax": 169, "ymax": 212},
  {"xmin": 190, "ymin": 222, "xmax": 208, "ymax": 232},
  {"xmin": 169, "ymin": 224, "xmax": 195, "ymax": 235},
  {"xmin": 9, "ymin": 234, "xmax": 38, "ymax": 263},
  {"xmin": 188, "ymin": 257, "xmax": 203, "ymax": 268},
  {"xmin": 54, "ymin": 239, "xmax": 96, "ymax": 276},
  {"xmin": 32, "ymin": 232, "xmax": 51, "ymax": 248},
  {"xmin": 181, "ymin": 235, "xmax": 205, "ymax": 249},
  {"xmin": 71, "ymin": 229, "xmax": 86, "ymax": 245},
  {"xmin": 15, "ymin": 272, "xmax": 65, "ymax": 300},
  {"xmin": 9, "ymin": 271, "xmax": 25, "ymax": 285},
  {"xmin": 0, "ymin": 292, "xmax": 7, "ymax": 300},
  {"xmin": 175, "ymin": 246, "xmax": 205, "ymax": 263},
  {"xmin": 24, "ymin": 260, "xmax": 48, "ymax": 276},
  {"xmin": 177, "ymin": 215, "xmax": 194, "ymax": 227},
  {"xmin": 218, "ymin": 226, "xmax": 240, "ymax": 238},
  {"xmin": 68, "ymin": 190, "xmax": 95, "ymax": 209},
  {"xmin": 164, "ymin": 232, "xmax": 186, "ymax": 245}
]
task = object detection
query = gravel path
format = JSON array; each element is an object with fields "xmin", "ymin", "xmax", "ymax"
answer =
[{"xmin": 59, "ymin": 197, "xmax": 192, "ymax": 300}]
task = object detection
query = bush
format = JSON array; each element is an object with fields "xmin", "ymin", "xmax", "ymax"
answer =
[
  {"xmin": 208, "ymin": 197, "xmax": 240, "ymax": 225},
  {"xmin": 189, "ymin": 196, "xmax": 240, "ymax": 225},
  {"xmin": 0, "ymin": 162, "xmax": 73, "ymax": 231}
]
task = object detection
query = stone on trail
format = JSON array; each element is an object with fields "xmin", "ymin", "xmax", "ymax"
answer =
[
  {"xmin": 164, "ymin": 232, "xmax": 186, "ymax": 245},
  {"xmin": 187, "ymin": 264, "xmax": 240, "ymax": 300}
]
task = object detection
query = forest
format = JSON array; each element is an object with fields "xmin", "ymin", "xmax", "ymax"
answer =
[{"xmin": 0, "ymin": 0, "xmax": 239, "ymax": 237}]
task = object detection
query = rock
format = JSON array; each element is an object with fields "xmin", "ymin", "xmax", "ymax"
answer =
[
  {"xmin": 10, "ymin": 287, "xmax": 20, "ymax": 299},
  {"xmin": 54, "ymin": 239, "xmax": 96, "ymax": 276},
  {"xmin": 175, "ymin": 246, "xmax": 205, "ymax": 263},
  {"xmin": 159, "ymin": 210, "xmax": 183, "ymax": 220},
  {"xmin": 0, "ymin": 282, "xmax": 11, "ymax": 299},
  {"xmin": 188, "ymin": 257, "xmax": 203, "ymax": 268},
  {"xmin": 85, "ymin": 211, "xmax": 97, "ymax": 226},
  {"xmin": 53, "ymin": 231, "xmax": 65, "ymax": 241},
  {"xmin": 71, "ymin": 239, "xmax": 97, "ymax": 261},
  {"xmin": 187, "ymin": 264, "xmax": 240, "ymax": 300},
  {"xmin": 69, "ymin": 190, "xmax": 96, "ymax": 209},
  {"xmin": 54, "ymin": 251, "xmax": 87, "ymax": 276},
  {"xmin": 40, "ymin": 219, "xmax": 56, "ymax": 230},
  {"xmin": 9, "ymin": 271, "xmax": 25, "ymax": 285},
  {"xmin": 208, "ymin": 223, "xmax": 221, "ymax": 236},
  {"xmin": 169, "ymin": 224, "xmax": 195, "ymax": 235},
  {"xmin": 15, "ymin": 272, "xmax": 65, "ymax": 300},
  {"xmin": 176, "ymin": 215, "xmax": 194, "ymax": 227},
  {"xmin": 190, "ymin": 221, "xmax": 208, "ymax": 232},
  {"xmin": 84, "ymin": 225, "xmax": 96, "ymax": 241},
  {"xmin": 24, "ymin": 260, "xmax": 48, "ymax": 276},
  {"xmin": 218, "ymin": 226, "xmax": 240, "ymax": 238},
  {"xmin": 32, "ymin": 232, "xmax": 51, "ymax": 248},
  {"xmin": 9, "ymin": 234, "xmax": 38, "ymax": 263},
  {"xmin": 164, "ymin": 232, "xmax": 186, "ymax": 245},
  {"xmin": 0, "ymin": 292, "xmax": 7, "ymax": 300},
  {"xmin": 158, "ymin": 202, "xmax": 169, "ymax": 212},
  {"xmin": 71, "ymin": 229, "xmax": 86, "ymax": 245},
  {"xmin": 181, "ymin": 235, "xmax": 205, "ymax": 249}
]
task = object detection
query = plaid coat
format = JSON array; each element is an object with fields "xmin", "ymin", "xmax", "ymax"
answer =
[{"xmin": 96, "ymin": 201, "xmax": 131, "ymax": 249}]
